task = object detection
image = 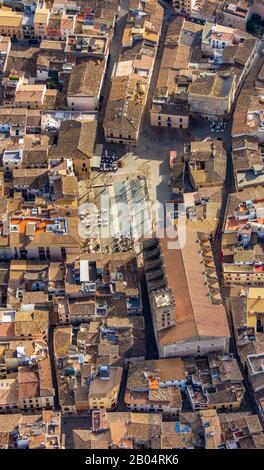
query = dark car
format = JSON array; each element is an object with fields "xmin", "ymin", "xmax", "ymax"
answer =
[{"xmin": 29, "ymin": 39, "xmax": 39, "ymax": 45}]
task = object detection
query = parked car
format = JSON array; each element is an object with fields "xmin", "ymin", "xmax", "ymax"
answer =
[{"xmin": 29, "ymin": 39, "xmax": 39, "ymax": 45}]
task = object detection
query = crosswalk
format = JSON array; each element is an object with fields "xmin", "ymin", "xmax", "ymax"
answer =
[{"xmin": 256, "ymin": 38, "xmax": 263, "ymax": 54}]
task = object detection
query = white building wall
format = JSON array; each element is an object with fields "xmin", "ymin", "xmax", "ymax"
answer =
[
  {"xmin": 160, "ymin": 337, "xmax": 229, "ymax": 358},
  {"xmin": 67, "ymin": 95, "xmax": 99, "ymax": 111},
  {"xmin": 37, "ymin": 69, "xmax": 49, "ymax": 81},
  {"xmin": 127, "ymin": 403, "xmax": 179, "ymax": 414}
]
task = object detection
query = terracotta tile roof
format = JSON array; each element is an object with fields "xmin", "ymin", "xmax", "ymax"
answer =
[
  {"xmin": 18, "ymin": 381, "xmax": 39, "ymax": 400},
  {"xmin": 0, "ymin": 322, "xmax": 15, "ymax": 338},
  {"xmin": 38, "ymin": 357, "xmax": 54, "ymax": 396},
  {"xmin": 157, "ymin": 232, "xmax": 230, "ymax": 347},
  {"xmin": 68, "ymin": 60, "xmax": 105, "ymax": 97},
  {"xmin": 54, "ymin": 326, "xmax": 72, "ymax": 357},
  {"xmin": 18, "ymin": 366, "xmax": 39, "ymax": 384}
]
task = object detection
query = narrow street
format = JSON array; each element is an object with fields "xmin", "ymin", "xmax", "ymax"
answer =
[
  {"xmin": 140, "ymin": 269, "xmax": 159, "ymax": 360},
  {"xmin": 48, "ymin": 326, "xmax": 60, "ymax": 410},
  {"xmin": 115, "ymin": 365, "xmax": 129, "ymax": 412}
]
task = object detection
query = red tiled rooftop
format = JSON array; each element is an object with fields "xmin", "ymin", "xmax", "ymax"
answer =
[
  {"xmin": 255, "ymin": 265, "xmax": 264, "ymax": 272},
  {"xmin": 18, "ymin": 382, "xmax": 39, "ymax": 399},
  {"xmin": 0, "ymin": 322, "xmax": 15, "ymax": 337}
]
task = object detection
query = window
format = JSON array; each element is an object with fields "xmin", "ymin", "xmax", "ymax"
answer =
[{"xmin": 61, "ymin": 247, "xmax": 66, "ymax": 260}]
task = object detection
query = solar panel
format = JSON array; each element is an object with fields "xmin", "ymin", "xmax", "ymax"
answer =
[{"xmin": 175, "ymin": 422, "xmax": 181, "ymax": 433}]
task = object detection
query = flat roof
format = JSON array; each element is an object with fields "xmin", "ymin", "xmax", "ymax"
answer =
[{"xmin": 3, "ymin": 149, "xmax": 22, "ymax": 161}]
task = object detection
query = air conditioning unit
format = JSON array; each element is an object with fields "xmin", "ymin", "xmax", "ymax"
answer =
[{"xmin": 16, "ymin": 288, "xmax": 24, "ymax": 298}]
